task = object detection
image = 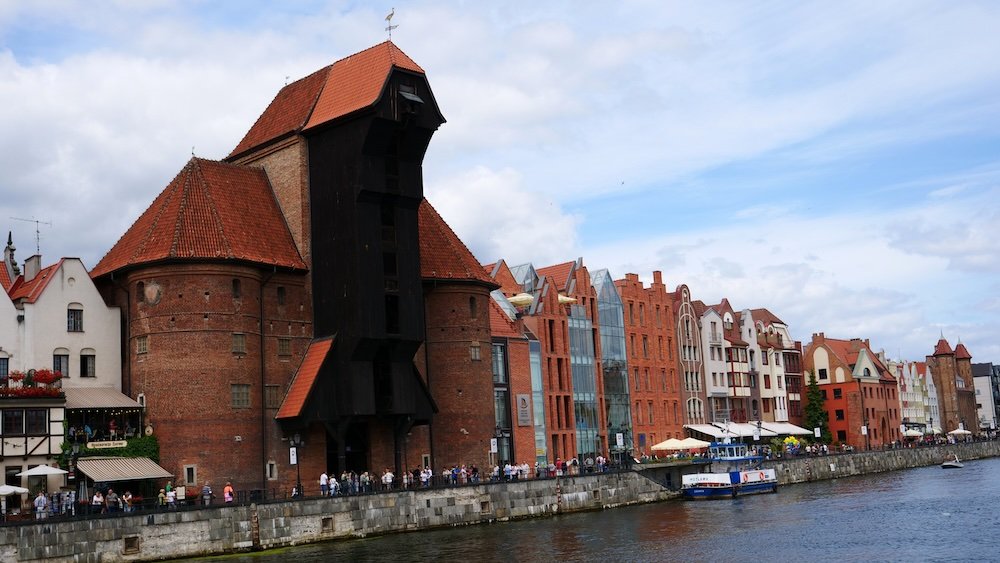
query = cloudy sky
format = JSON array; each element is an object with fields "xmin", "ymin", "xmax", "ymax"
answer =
[{"xmin": 1, "ymin": 1, "xmax": 998, "ymax": 362}]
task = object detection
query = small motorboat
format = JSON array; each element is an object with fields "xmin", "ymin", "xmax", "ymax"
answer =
[{"xmin": 941, "ymin": 455, "xmax": 963, "ymax": 469}]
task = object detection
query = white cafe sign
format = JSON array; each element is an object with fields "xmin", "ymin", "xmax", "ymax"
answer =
[{"xmin": 87, "ymin": 440, "xmax": 128, "ymax": 449}]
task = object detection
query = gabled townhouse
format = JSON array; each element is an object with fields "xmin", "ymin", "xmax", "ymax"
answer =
[
  {"xmin": 745, "ymin": 308, "xmax": 796, "ymax": 425},
  {"xmin": 971, "ymin": 362, "xmax": 998, "ymax": 432},
  {"xmin": 803, "ymin": 333, "xmax": 902, "ymax": 448},
  {"xmin": 672, "ymin": 285, "xmax": 705, "ymax": 426},
  {"xmin": 613, "ymin": 271, "xmax": 679, "ymax": 455},
  {"xmin": 2, "ymin": 235, "xmax": 142, "ymax": 494}
]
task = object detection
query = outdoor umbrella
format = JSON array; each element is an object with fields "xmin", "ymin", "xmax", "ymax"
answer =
[
  {"xmin": 0, "ymin": 485, "xmax": 29, "ymax": 516},
  {"xmin": 947, "ymin": 429, "xmax": 972, "ymax": 436},
  {"xmin": 903, "ymin": 429, "xmax": 923, "ymax": 438},
  {"xmin": 15, "ymin": 465, "xmax": 68, "ymax": 477},
  {"xmin": 679, "ymin": 437, "xmax": 711, "ymax": 449},
  {"xmin": 651, "ymin": 438, "xmax": 686, "ymax": 451}
]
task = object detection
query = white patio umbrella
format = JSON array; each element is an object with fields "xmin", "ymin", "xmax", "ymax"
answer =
[
  {"xmin": 0, "ymin": 484, "xmax": 29, "ymax": 516},
  {"xmin": 679, "ymin": 437, "xmax": 711, "ymax": 449},
  {"xmin": 651, "ymin": 438, "xmax": 686, "ymax": 451},
  {"xmin": 947, "ymin": 428, "xmax": 972, "ymax": 436},
  {"xmin": 903, "ymin": 429, "xmax": 923, "ymax": 438},
  {"xmin": 15, "ymin": 465, "xmax": 68, "ymax": 477}
]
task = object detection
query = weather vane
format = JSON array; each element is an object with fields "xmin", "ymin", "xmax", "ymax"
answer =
[{"xmin": 385, "ymin": 7, "xmax": 398, "ymax": 40}]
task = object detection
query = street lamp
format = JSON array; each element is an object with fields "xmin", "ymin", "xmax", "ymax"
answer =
[{"xmin": 289, "ymin": 432, "xmax": 303, "ymax": 498}]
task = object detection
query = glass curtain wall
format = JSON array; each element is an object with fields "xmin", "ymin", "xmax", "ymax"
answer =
[
  {"xmin": 569, "ymin": 304, "xmax": 600, "ymax": 460},
  {"xmin": 593, "ymin": 269, "xmax": 632, "ymax": 462},
  {"xmin": 529, "ymin": 338, "xmax": 548, "ymax": 465}
]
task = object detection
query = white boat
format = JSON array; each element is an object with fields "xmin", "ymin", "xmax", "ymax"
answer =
[
  {"xmin": 941, "ymin": 455, "xmax": 963, "ymax": 469},
  {"xmin": 681, "ymin": 442, "xmax": 778, "ymax": 499}
]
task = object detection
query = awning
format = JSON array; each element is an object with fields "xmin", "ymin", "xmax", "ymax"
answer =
[
  {"xmin": 760, "ymin": 421, "xmax": 814, "ymax": 436},
  {"xmin": 715, "ymin": 422, "xmax": 778, "ymax": 438},
  {"xmin": 64, "ymin": 387, "xmax": 143, "ymax": 409},
  {"xmin": 76, "ymin": 456, "xmax": 172, "ymax": 482},
  {"xmin": 275, "ymin": 336, "xmax": 334, "ymax": 420},
  {"xmin": 684, "ymin": 424, "xmax": 738, "ymax": 439}
]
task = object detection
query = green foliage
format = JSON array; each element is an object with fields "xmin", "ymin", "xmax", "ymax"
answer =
[
  {"xmin": 803, "ymin": 371, "xmax": 832, "ymax": 443},
  {"xmin": 57, "ymin": 435, "xmax": 161, "ymax": 466}
]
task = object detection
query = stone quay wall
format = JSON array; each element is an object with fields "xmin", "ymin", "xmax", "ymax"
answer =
[
  {"xmin": 0, "ymin": 471, "xmax": 672, "ymax": 562},
  {"xmin": 764, "ymin": 440, "xmax": 1000, "ymax": 485}
]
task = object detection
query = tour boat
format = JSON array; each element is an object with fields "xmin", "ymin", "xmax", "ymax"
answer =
[
  {"xmin": 681, "ymin": 442, "xmax": 778, "ymax": 499},
  {"xmin": 941, "ymin": 455, "xmax": 963, "ymax": 469}
]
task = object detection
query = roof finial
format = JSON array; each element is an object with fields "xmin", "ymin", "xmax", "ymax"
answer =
[{"xmin": 385, "ymin": 7, "xmax": 398, "ymax": 40}]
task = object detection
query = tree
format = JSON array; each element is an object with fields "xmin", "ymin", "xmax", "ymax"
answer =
[{"xmin": 803, "ymin": 371, "xmax": 832, "ymax": 443}]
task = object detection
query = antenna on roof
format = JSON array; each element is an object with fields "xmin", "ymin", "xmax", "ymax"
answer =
[
  {"xmin": 285, "ymin": 75, "xmax": 290, "ymax": 86},
  {"xmin": 385, "ymin": 7, "xmax": 398, "ymax": 40},
  {"xmin": 10, "ymin": 217, "xmax": 52, "ymax": 255},
  {"xmin": 192, "ymin": 146, "xmax": 196, "ymax": 156}
]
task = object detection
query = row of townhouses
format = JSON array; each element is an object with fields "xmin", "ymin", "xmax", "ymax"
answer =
[{"xmin": 1, "ymin": 41, "xmax": 994, "ymax": 501}]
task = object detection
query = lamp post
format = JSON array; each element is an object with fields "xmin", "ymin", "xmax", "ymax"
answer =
[{"xmin": 289, "ymin": 433, "xmax": 303, "ymax": 498}]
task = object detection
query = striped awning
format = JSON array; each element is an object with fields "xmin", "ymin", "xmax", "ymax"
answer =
[
  {"xmin": 64, "ymin": 387, "xmax": 143, "ymax": 409},
  {"xmin": 76, "ymin": 457, "xmax": 172, "ymax": 482}
]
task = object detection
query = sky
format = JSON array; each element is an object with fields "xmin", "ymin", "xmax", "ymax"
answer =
[{"xmin": 1, "ymin": 1, "xmax": 998, "ymax": 363}]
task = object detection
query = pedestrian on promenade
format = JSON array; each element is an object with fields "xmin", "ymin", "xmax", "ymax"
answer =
[
  {"xmin": 320, "ymin": 471, "xmax": 329, "ymax": 496},
  {"xmin": 33, "ymin": 491, "xmax": 48, "ymax": 520},
  {"xmin": 202, "ymin": 482, "xmax": 213, "ymax": 505},
  {"xmin": 91, "ymin": 490, "xmax": 105, "ymax": 514},
  {"xmin": 157, "ymin": 488, "xmax": 166, "ymax": 509},
  {"xmin": 122, "ymin": 490, "xmax": 133, "ymax": 513},
  {"xmin": 224, "ymin": 482, "xmax": 235, "ymax": 503},
  {"xmin": 106, "ymin": 488, "xmax": 120, "ymax": 513},
  {"xmin": 166, "ymin": 488, "xmax": 177, "ymax": 509}
]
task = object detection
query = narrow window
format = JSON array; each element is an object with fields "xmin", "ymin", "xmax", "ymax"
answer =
[
  {"xmin": 136, "ymin": 336, "xmax": 148, "ymax": 354},
  {"xmin": 469, "ymin": 296, "xmax": 478, "ymax": 318},
  {"xmin": 265, "ymin": 384, "xmax": 282, "ymax": 409},
  {"xmin": 184, "ymin": 465, "xmax": 197, "ymax": 486},
  {"xmin": 231, "ymin": 384, "xmax": 251, "ymax": 409},
  {"xmin": 136, "ymin": 281, "xmax": 145, "ymax": 304},
  {"xmin": 232, "ymin": 279, "xmax": 242, "ymax": 299},
  {"xmin": 53, "ymin": 354, "xmax": 69, "ymax": 376},
  {"xmin": 232, "ymin": 333, "xmax": 247, "ymax": 355},
  {"xmin": 277, "ymin": 286, "xmax": 286, "ymax": 306},
  {"xmin": 278, "ymin": 338, "xmax": 291, "ymax": 356},
  {"xmin": 470, "ymin": 342, "xmax": 482, "ymax": 361},
  {"xmin": 67, "ymin": 308, "xmax": 83, "ymax": 332},
  {"xmin": 80, "ymin": 354, "xmax": 96, "ymax": 378}
]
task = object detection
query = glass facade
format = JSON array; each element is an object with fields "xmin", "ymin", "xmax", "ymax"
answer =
[
  {"xmin": 529, "ymin": 339, "xmax": 548, "ymax": 464},
  {"xmin": 569, "ymin": 304, "xmax": 600, "ymax": 459},
  {"xmin": 492, "ymin": 342, "xmax": 512, "ymax": 464},
  {"xmin": 593, "ymin": 269, "xmax": 633, "ymax": 459}
]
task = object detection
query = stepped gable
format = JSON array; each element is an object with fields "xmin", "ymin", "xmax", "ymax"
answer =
[
  {"xmin": 229, "ymin": 41, "xmax": 436, "ymax": 160},
  {"xmin": 91, "ymin": 158, "xmax": 307, "ymax": 278},
  {"xmin": 418, "ymin": 199, "xmax": 496, "ymax": 287},
  {"xmin": 954, "ymin": 342, "xmax": 972, "ymax": 360}
]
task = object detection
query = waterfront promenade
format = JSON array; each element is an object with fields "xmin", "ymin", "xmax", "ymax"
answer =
[{"xmin": 3, "ymin": 441, "xmax": 997, "ymax": 562}]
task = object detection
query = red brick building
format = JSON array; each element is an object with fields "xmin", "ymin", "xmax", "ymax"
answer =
[
  {"xmin": 93, "ymin": 42, "xmax": 499, "ymax": 494},
  {"xmin": 614, "ymin": 271, "xmax": 682, "ymax": 453},
  {"xmin": 803, "ymin": 333, "xmax": 901, "ymax": 448},
  {"xmin": 926, "ymin": 337, "xmax": 978, "ymax": 435}
]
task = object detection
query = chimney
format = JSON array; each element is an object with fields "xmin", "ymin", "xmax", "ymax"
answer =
[{"xmin": 24, "ymin": 255, "xmax": 41, "ymax": 282}]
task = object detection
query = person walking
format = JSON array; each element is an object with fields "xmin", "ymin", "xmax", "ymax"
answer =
[
  {"xmin": 33, "ymin": 491, "xmax": 48, "ymax": 520},
  {"xmin": 201, "ymin": 482, "xmax": 213, "ymax": 505},
  {"xmin": 223, "ymin": 482, "xmax": 235, "ymax": 504}
]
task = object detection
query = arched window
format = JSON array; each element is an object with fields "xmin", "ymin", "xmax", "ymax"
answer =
[
  {"xmin": 67, "ymin": 303, "xmax": 84, "ymax": 332},
  {"xmin": 469, "ymin": 296, "xmax": 477, "ymax": 318},
  {"xmin": 53, "ymin": 348, "xmax": 70, "ymax": 376},
  {"xmin": 863, "ymin": 367, "xmax": 871, "ymax": 377},
  {"xmin": 136, "ymin": 281, "xmax": 145, "ymax": 304},
  {"xmin": 232, "ymin": 279, "xmax": 242, "ymax": 299}
]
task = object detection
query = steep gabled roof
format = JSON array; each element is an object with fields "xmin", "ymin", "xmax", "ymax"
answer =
[
  {"xmin": 275, "ymin": 336, "xmax": 334, "ymax": 420},
  {"xmin": 750, "ymin": 307, "xmax": 785, "ymax": 327},
  {"xmin": 229, "ymin": 41, "xmax": 433, "ymax": 160},
  {"xmin": 933, "ymin": 337, "xmax": 954, "ymax": 356},
  {"xmin": 536, "ymin": 261, "xmax": 575, "ymax": 292},
  {"xmin": 0, "ymin": 263, "xmax": 12, "ymax": 291},
  {"xmin": 485, "ymin": 259, "xmax": 523, "ymax": 295},
  {"xmin": 489, "ymin": 299, "xmax": 523, "ymax": 339},
  {"xmin": 954, "ymin": 342, "xmax": 972, "ymax": 360},
  {"xmin": 418, "ymin": 199, "xmax": 496, "ymax": 287},
  {"xmin": 8, "ymin": 260, "xmax": 63, "ymax": 303},
  {"xmin": 91, "ymin": 158, "xmax": 307, "ymax": 278}
]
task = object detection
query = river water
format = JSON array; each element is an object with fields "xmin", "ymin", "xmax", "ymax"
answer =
[{"xmin": 194, "ymin": 457, "xmax": 999, "ymax": 562}]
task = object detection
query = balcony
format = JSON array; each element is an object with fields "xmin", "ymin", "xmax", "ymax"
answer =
[
  {"xmin": 709, "ymin": 332, "xmax": 722, "ymax": 345},
  {"xmin": 0, "ymin": 369, "xmax": 65, "ymax": 399}
]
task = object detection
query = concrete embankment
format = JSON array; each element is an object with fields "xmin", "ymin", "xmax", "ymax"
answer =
[{"xmin": 3, "ymin": 441, "xmax": 996, "ymax": 562}]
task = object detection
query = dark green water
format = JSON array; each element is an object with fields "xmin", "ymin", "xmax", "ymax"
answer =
[{"xmin": 194, "ymin": 457, "xmax": 998, "ymax": 562}]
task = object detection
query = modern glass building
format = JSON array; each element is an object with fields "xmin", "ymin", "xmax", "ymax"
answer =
[
  {"xmin": 592, "ymin": 269, "xmax": 632, "ymax": 461},
  {"xmin": 568, "ymin": 304, "xmax": 601, "ymax": 459}
]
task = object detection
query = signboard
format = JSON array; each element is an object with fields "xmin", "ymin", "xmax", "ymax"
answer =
[
  {"xmin": 516, "ymin": 394, "xmax": 531, "ymax": 426},
  {"xmin": 860, "ymin": 425, "xmax": 868, "ymax": 436},
  {"xmin": 289, "ymin": 446, "xmax": 298, "ymax": 465},
  {"xmin": 87, "ymin": 440, "xmax": 128, "ymax": 450},
  {"xmin": 814, "ymin": 427, "xmax": 821, "ymax": 438},
  {"xmin": 489, "ymin": 438, "xmax": 498, "ymax": 454},
  {"xmin": 753, "ymin": 428, "xmax": 761, "ymax": 441},
  {"xmin": 616, "ymin": 433, "xmax": 624, "ymax": 448}
]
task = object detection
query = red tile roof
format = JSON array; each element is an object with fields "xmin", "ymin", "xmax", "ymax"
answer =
[
  {"xmin": 305, "ymin": 41, "xmax": 424, "ymax": 130},
  {"xmin": 750, "ymin": 307, "xmax": 785, "ymax": 327},
  {"xmin": 418, "ymin": 199, "xmax": 496, "ymax": 287},
  {"xmin": 229, "ymin": 65, "xmax": 332, "ymax": 159},
  {"xmin": 821, "ymin": 336, "xmax": 892, "ymax": 381},
  {"xmin": 489, "ymin": 299, "xmax": 523, "ymax": 339},
  {"xmin": 0, "ymin": 261, "xmax": 12, "ymax": 291},
  {"xmin": 276, "ymin": 336, "xmax": 334, "ymax": 420},
  {"xmin": 933, "ymin": 337, "xmax": 953, "ymax": 356},
  {"xmin": 8, "ymin": 260, "xmax": 62, "ymax": 303},
  {"xmin": 536, "ymin": 261, "xmax": 574, "ymax": 291},
  {"xmin": 91, "ymin": 158, "xmax": 307, "ymax": 278},
  {"xmin": 954, "ymin": 342, "xmax": 972, "ymax": 360},
  {"xmin": 484, "ymin": 260, "xmax": 523, "ymax": 295},
  {"xmin": 229, "ymin": 41, "xmax": 431, "ymax": 160}
]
